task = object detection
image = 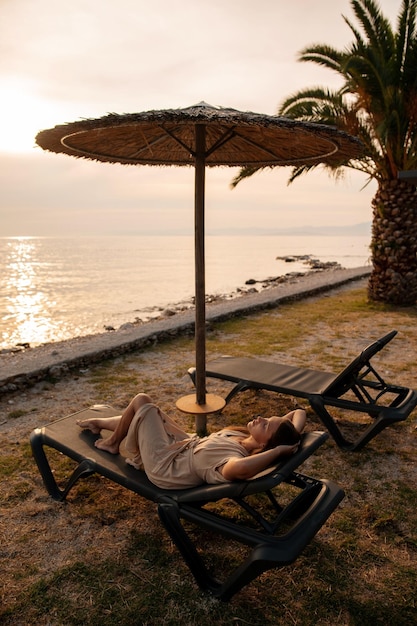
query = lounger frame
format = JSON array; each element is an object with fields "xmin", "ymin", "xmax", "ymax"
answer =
[
  {"xmin": 30, "ymin": 406, "xmax": 343, "ymax": 601},
  {"xmin": 188, "ymin": 331, "xmax": 417, "ymax": 451}
]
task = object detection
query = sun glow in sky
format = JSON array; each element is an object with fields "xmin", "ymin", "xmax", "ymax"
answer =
[
  {"xmin": 0, "ymin": 0, "xmax": 401, "ymax": 236},
  {"xmin": 0, "ymin": 79, "xmax": 65, "ymax": 152}
]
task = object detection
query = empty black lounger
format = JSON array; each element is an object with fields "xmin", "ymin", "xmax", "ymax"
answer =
[
  {"xmin": 188, "ymin": 330, "xmax": 417, "ymax": 451},
  {"xmin": 30, "ymin": 405, "xmax": 343, "ymax": 601}
]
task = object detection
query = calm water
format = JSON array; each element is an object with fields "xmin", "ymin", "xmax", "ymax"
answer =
[{"xmin": 0, "ymin": 235, "xmax": 371, "ymax": 349}]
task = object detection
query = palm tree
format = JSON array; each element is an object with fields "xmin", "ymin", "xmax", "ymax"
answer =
[{"xmin": 235, "ymin": 0, "xmax": 417, "ymax": 305}]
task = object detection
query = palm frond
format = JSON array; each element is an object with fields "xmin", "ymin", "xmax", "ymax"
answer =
[
  {"xmin": 350, "ymin": 0, "xmax": 395, "ymax": 54},
  {"xmin": 230, "ymin": 166, "xmax": 262, "ymax": 189},
  {"xmin": 298, "ymin": 44, "xmax": 344, "ymax": 73},
  {"xmin": 234, "ymin": 0, "xmax": 417, "ymax": 187}
]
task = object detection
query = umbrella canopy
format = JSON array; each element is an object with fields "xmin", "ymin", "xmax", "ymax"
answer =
[
  {"xmin": 36, "ymin": 102, "xmax": 363, "ymax": 428},
  {"xmin": 36, "ymin": 101, "xmax": 361, "ymax": 167}
]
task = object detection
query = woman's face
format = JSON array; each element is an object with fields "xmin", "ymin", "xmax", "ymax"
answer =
[{"xmin": 247, "ymin": 415, "xmax": 284, "ymax": 446}]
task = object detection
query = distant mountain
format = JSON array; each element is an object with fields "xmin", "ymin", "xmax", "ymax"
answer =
[{"xmin": 208, "ymin": 222, "xmax": 372, "ymax": 236}]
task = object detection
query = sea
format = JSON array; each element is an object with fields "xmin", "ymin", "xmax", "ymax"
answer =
[{"xmin": 0, "ymin": 234, "xmax": 371, "ymax": 351}]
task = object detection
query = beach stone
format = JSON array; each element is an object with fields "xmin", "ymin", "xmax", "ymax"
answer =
[
  {"xmin": 29, "ymin": 381, "xmax": 55, "ymax": 393},
  {"xmin": 49, "ymin": 364, "xmax": 69, "ymax": 379},
  {"xmin": 118, "ymin": 322, "xmax": 135, "ymax": 331}
]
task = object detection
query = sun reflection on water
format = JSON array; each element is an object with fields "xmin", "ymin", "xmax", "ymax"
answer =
[{"xmin": 3, "ymin": 237, "xmax": 57, "ymax": 347}]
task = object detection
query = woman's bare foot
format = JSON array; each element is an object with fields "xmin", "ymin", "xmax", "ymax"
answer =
[
  {"xmin": 95, "ymin": 437, "xmax": 120, "ymax": 454},
  {"xmin": 76, "ymin": 415, "xmax": 121, "ymax": 434}
]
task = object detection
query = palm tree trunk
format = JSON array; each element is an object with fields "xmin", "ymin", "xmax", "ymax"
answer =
[{"xmin": 368, "ymin": 179, "xmax": 417, "ymax": 305}]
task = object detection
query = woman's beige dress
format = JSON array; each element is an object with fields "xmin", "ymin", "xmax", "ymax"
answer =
[{"xmin": 124, "ymin": 402, "xmax": 248, "ymax": 489}]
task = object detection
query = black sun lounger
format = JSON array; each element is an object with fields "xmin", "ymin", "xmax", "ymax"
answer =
[
  {"xmin": 188, "ymin": 330, "xmax": 417, "ymax": 452},
  {"xmin": 30, "ymin": 405, "xmax": 343, "ymax": 601}
]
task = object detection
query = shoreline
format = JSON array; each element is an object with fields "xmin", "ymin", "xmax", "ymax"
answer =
[
  {"xmin": 0, "ymin": 258, "xmax": 345, "ymax": 353},
  {"xmin": 0, "ymin": 262, "xmax": 344, "ymax": 354},
  {"xmin": 0, "ymin": 266, "xmax": 371, "ymax": 395}
]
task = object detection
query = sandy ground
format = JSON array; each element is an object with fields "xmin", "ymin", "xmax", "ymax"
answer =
[{"xmin": 2, "ymin": 270, "xmax": 417, "ymax": 620}]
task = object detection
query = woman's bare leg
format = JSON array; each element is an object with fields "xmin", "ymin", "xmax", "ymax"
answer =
[
  {"xmin": 78, "ymin": 393, "xmax": 152, "ymax": 454},
  {"xmin": 77, "ymin": 415, "xmax": 122, "ymax": 434}
]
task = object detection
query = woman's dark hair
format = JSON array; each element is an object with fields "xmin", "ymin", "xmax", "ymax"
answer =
[
  {"xmin": 227, "ymin": 419, "xmax": 301, "ymax": 453},
  {"xmin": 265, "ymin": 418, "xmax": 301, "ymax": 450}
]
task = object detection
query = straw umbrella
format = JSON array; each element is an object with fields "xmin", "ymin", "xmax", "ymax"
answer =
[{"xmin": 36, "ymin": 102, "xmax": 363, "ymax": 431}]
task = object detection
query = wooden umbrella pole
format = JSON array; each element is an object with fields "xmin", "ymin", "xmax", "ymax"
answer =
[
  {"xmin": 175, "ymin": 125, "xmax": 225, "ymax": 434},
  {"xmin": 194, "ymin": 123, "xmax": 206, "ymax": 407}
]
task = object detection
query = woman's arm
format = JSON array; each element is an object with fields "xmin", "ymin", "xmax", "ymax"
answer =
[
  {"xmin": 220, "ymin": 443, "xmax": 299, "ymax": 481},
  {"xmin": 283, "ymin": 408, "xmax": 306, "ymax": 434}
]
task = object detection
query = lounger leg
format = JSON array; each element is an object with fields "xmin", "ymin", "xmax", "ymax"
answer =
[
  {"xmin": 30, "ymin": 429, "xmax": 96, "ymax": 501},
  {"xmin": 309, "ymin": 397, "xmax": 395, "ymax": 451},
  {"xmin": 157, "ymin": 500, "xmax": 222, "ymax": 595},
  {"xmin": 224, "ymin": 381, "xmax": 255, "ymax": 404},
  {"xmin": 157, "ymin": 500, "xmax": 274, "ymax": 601},
  {"xmin": 309, "ymin": 397, "xmax": 355, "ymax": 449}
]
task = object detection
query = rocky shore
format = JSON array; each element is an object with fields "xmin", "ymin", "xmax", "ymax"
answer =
[
  {"xmin": 0, "ymin": 266, "xmax": 371, "ymax": 395},
  {"xmin": 100, "ymin": 258, "xmax": 345, "ymax": 332}
]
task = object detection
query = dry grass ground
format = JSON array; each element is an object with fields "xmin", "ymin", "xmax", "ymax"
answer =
[{"xmin": 1, "ymin": 282, "xmax": 417, "ymax": 625}]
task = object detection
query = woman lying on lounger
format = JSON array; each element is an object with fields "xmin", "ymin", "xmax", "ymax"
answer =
[{"xmin": 77, "ymin": 393, "xmax": 306, "ymax": 489}]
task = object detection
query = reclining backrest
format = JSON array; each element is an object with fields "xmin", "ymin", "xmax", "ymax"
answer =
[{"xmin": 321, "ymin": 330, "xmax": 397, "ymax": 397}]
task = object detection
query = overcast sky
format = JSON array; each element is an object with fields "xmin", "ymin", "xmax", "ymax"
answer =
[{"xmin": 0, "ymin": 0, "xmax": 401, "ymax": 236}]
